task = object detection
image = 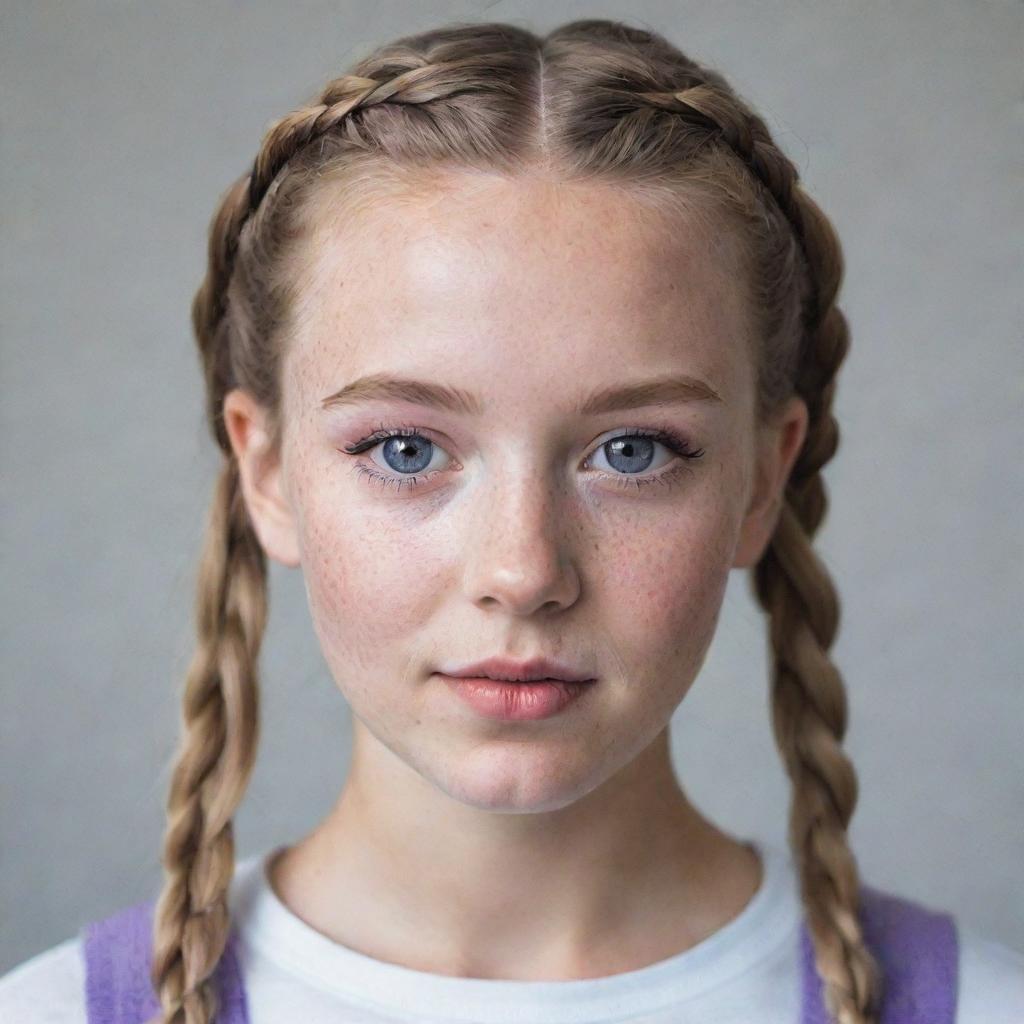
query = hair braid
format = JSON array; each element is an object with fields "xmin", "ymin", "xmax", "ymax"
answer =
[
  {"xmin": 148, "ymin": 459, "xmax": 266, "ymax": 1024},
  {"xmin": 637, "ymin": 81, "xmax": 883, "ymax": 1024},
  {"xmin": 244, "ymin": 54, "xmax": 513, "ymax": 212}
]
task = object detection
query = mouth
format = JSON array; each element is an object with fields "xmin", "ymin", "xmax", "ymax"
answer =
[{"xmin": 437, "ymin": 674, "xmax": 596, "ymax": 721}]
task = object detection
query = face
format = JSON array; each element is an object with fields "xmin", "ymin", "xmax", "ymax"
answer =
[{"xmin": 225, "ymin": 171, "xmax": 806, "ymax": 815}]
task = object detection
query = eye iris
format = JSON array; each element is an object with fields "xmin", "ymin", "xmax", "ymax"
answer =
[
  {"xmin": 606, "ymin": 436, "xmax": 655, "ymax": 474},
  {"xmin": 382, "ymin": 435, "xmax": 432, "ymax": 474}
]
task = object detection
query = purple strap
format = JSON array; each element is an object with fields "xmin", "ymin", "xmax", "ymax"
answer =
[
  {"xmin": 800, "ymin": 883, "xmax": 959, "ymax": 1024},
  {"xmin": 82, "ymin": 898, "xmax": 250, "ymax": 1024}
]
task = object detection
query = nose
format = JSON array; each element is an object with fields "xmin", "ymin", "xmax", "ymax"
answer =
[{"xmin": 460, "ymin": 463, "xmax": 581, "ymax": 617}]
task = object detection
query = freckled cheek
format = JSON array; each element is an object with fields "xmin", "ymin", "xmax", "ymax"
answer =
[
  {"xmin": 604, "ymin": 520, "xmax": 734, "ymax": 671},
  {"xmin": 293, "ymin": 486, "xmax": 444, "ymax": 673}
]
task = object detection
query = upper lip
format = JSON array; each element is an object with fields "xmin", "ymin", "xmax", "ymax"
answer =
[{"xmin": 437, "ymin": 656, "xmax": 596, "ymax": 683}]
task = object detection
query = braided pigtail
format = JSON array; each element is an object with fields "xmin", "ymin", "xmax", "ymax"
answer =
[
  {"xmin": 147, "ymin": 167, "xmax": 268, "ymax": 1024},
  {"xmin": 751, "ymin": 204, "xmax": 887, "ymax": 1024},
  {"xmin": 148, "ymin": 457, "xmax": 266, "ymax": 1024}
]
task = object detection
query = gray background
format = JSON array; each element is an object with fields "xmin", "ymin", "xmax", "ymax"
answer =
[{"xmin": 2, "ymin": 0, "xmax": 1021, "ymax": 975}]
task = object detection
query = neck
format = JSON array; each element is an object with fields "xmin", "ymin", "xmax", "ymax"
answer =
[{"xmin": 268, "ymin": 724, "xmax": 763, "ymax": 980}]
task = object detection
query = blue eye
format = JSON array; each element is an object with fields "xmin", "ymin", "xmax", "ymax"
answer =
[
  {"xmin": 585, "ymin": 429, "xmax": 704, "ymax": 490},
  {"xmin": 603, "ymin": 436, "xmax": 661, "ymax": 473},
  {"xmin": 342, "ymin": 425, "xmax": 450, "ymax": 492},
  {"xmin": 341, "ymin": 423, "xmax": 704, "ymax": 493}
]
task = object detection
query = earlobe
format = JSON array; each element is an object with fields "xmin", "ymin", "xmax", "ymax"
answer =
[
  {"xmin": 222, "ymin": 388, "xmax": 301, "ymax": 569},
  {"xmin": 732, "ymin": 396, "xmax": 809, "ymax": 570}
]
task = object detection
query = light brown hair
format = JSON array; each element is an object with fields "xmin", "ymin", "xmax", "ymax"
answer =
[{"xmin": 150, "ymin": 19, "xmax": 881, "ymax": 1024}]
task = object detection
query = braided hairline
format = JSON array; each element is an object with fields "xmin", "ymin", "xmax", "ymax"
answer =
[
  {"xmin": 237, "ymin": 64, "xmax": 817, "ymax": 344},
  {"xmin": 244, "ymin": 76, "xmax": 380, "ymax": 211},
  {"xmin": 244, "ymin": 53, "xmax": 509, "ymax": 220},
  {"xmin": 641, "ymin": 85, "xmax": 810, "ymax": 296},
  {"xmin": 198, "ymin": 57, "xmax": 491, "ymax": 402}
]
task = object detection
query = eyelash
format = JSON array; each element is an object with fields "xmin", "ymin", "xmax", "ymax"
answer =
[{"xmin": 341, "ymin": 420, "xmax": 705, "ymax": 494}]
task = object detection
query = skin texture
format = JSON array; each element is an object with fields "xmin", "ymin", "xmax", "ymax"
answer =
[{"xmin": 223, "ymin": 172, "xmax": 808, "ymax": 980}]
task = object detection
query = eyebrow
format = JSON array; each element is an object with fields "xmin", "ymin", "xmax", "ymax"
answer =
[{"xmin": 320, "ymin": 371, "xmax": 723, "ymax": 416}]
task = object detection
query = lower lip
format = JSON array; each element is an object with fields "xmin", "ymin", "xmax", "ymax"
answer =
[{"xmin": 437, "ymin": 675, "xmax": 596, "ymax": 720}]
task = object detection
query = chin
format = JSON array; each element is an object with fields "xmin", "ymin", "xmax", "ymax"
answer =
[{"xmin": 431, "ymin": 744, "xmax": 607, "ymax": 814}]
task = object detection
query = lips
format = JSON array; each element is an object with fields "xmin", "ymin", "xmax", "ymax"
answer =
[
  {"xmin": 436, "ymin": 655, "xmax": 596, "ymax": 684},
  {"xmin": 441, "ymin": 675, "xmax": 595, "ymax": 720}
]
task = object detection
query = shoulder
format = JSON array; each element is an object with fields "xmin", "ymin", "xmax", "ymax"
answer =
[
  {"xmin": 0, "ymin": 935, "xmax": 88, "ymax": 1024},
  {"xmin": 956, "ymin": 921, "xmax": 1024, "ymax": 1024}
]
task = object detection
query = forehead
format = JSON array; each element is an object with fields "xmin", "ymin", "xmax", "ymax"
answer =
[{"xmin": 285, "ymin": 171, "xmax": 752, "ymax": 409}]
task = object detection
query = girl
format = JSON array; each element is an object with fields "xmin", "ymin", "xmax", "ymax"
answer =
[{"xmin": 3, "ymin": 16, "xmax": 1022, "ymax": 1024}]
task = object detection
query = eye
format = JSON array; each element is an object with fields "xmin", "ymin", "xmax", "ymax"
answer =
[
  {"xmin": 341, "ymin": 424, "xmax": 451, "ymax": 492},
  {"xmin": 584, "ymin": 428, "xmax": 705, "ymax": 491}
]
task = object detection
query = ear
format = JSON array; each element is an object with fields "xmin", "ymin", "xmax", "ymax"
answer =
[
  {"xmin": 222, "ymin": 388, "xmax": 301, "ymax": 569},
  {"xmin": 732, "ymin": 395, "xmax": 809, "ymax": 570}
]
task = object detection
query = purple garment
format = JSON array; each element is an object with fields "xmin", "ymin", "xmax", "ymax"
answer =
[
  {"xmin": 81, "ymin": 882, "xmax": 957, "ymax": 1023},
  {"xmin": 82, "ymin": 898, "xmax": 249, "ymax": 1024},
  {"xmin": 800, "ymin": 883, "xmax": 958, "ymax": 1024}
]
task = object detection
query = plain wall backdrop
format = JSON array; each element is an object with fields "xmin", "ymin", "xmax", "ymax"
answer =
[{"xmin": 2, "ymin": 0, "xmax": 1021, "ymax": 975}]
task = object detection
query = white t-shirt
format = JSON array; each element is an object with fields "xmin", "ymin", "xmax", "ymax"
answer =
[{"xmin": 2, "ymin": 838, "xmax": 1022, "ymax": 1023}]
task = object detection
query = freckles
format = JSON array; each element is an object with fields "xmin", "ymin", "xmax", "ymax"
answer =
[
  {"xmin": 308, "ymin": 519, "xmax": 442, "ymax": 648},
  {"xmin": 298, "ymin": 508, "xmax": 365, "ymax": 628},
  {"xmin": 633, "ymin": 532, "xmax": 731, "ymax": 632}
]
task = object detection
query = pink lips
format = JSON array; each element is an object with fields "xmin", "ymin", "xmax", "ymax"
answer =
[
  {"xmin": 438, "ymin": 675, "xmax": 595, "ymax": 720},
  {"xmin": 435, "ymin": 655, "xmax": 598, "ymax": 721}
]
